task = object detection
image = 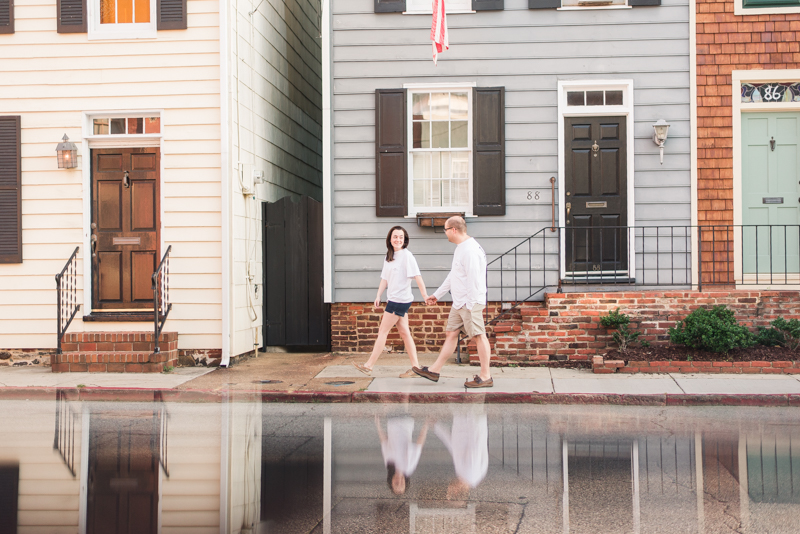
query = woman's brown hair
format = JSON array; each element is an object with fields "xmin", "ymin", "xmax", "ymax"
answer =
[{"xmin": 385, "ymin": 226, "xmax": 409, "ymax": 262}]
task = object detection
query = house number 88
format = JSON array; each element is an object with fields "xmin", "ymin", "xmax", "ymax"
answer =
[{"xmin": 527, "ymin": 191, "xmax": 540, "ymax": 201}]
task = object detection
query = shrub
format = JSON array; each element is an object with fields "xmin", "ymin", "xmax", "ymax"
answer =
[
  {"xmin": 771, "ymin": 317, "xmax": 800, "ymax": 351},
  {"xmin": 600, "ymin": 308, "xmax": 641, "ymax": 354},
  {"xmin": 668, "ymin": 305, "xmax": 754, "ymax": 354},
  {"xmin": 754, "ymin": 326, "xmax": 785, "ymax": 347}
]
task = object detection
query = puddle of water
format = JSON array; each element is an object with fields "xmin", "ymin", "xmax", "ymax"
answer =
[{"xmin": 3, "ymin": 400, "xmax": 799, "ymax": 533}]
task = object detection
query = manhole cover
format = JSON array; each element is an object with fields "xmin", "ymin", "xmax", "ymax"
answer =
[
  {"xmin": 325, "ymin": 381, "xmax": 355, "ymax": 386},
  {"xmin": 255, "ymin": 379, "xmax": 283, "ymax": 384}
]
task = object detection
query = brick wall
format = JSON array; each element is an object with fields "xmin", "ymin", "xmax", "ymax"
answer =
[
  {"xmin": 697, "ymin": 0, "xmax": 800, "ymax": 282},
  {"xmin": 331, "ymin": 291, "xmax": 800, "ymax": 362}
]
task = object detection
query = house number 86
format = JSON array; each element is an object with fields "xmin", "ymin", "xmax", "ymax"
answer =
[{"xmin": 527, "ymin": 191, "xmax": 540, "ymax": 201}]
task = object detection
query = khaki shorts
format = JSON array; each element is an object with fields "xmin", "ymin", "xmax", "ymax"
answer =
[{"xmin": 446, "ymin": 304, "xmax": 486, "ymax": 338}]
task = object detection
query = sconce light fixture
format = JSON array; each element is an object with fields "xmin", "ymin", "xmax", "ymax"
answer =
[
  {"xmin": 652, "ymin": 119, "xmax": 671, "ymax": 165},
  {"xmin": 56, "ymin": 134, "xmax": 78, "ymax": 169}
]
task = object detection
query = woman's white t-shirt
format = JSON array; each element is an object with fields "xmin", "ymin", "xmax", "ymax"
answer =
[
  {"xmin": 380, "ymin": 248, "xmax": 421, "ymax": 304},
  {"xmin": 380, "ymin": 417, "xmax": 423, "ymax": 477}
]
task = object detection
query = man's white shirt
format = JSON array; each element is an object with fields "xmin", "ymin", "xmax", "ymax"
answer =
[{"xmin": 433, "ymin": 237, "xmax": 487, "ymax": 309}]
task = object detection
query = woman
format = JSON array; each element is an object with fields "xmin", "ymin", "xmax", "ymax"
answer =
[
  {"xmin": 375, "ymin": 415, "xmax": 430, "ymax": 495},
  {"xmin": 353, "ymin": 226, "xmax": 428, "ymax": 378}
]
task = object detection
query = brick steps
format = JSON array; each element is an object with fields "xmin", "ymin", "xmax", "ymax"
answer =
[{"xmin": 53, "ymin": 331, "xmax": 178, "ymax": 373}]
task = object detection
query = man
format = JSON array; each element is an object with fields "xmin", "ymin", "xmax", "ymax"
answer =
[{"xmin": 413, "ymin": 216, "xmax": 493, "ymax": 388}]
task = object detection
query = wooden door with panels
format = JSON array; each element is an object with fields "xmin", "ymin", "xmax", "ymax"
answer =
[
  {"xmin": 564, "ymin": 116, "xmax": 628, "ymax": 278},
  {"xmin": 91, "ymin": 148, "xmax": 160, "ymax": 311}
]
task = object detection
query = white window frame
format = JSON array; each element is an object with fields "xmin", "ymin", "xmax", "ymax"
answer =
[
  {"xmin": 404, "ymin": 0, "xmax": 474, "ymax": 14},
  {"xmin": 557, "ymin": 79, "xmax": 635, "ymax": 279},
  {"xmin": 558, "ymin": 0, "xmax": 631, "ymax": 10},
  {"xmin": 88, "ymin": 0, "xmax": 157, "ymax": 40},
  {"xmin": 734, "ymin": 0, "xmax": 800, "ymax": 15},
  {"xmin": 404, "ymin": 83, "xmax": 475, "ymax": 217}
]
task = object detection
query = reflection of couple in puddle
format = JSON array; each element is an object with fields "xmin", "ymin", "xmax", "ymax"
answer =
[{"xmin": 375, "ymin": 409, "xmax": 488, "ymax": 498}]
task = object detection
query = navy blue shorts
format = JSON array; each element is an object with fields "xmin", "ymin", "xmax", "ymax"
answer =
[{"xmin": 385, "ymin": 300, "xmax": 412, "ymax": 317}]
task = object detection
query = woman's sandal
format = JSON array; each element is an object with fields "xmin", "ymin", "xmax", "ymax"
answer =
[{"xmin": 353, "ymin": 362, "xmax": 372, "ymax": 375}]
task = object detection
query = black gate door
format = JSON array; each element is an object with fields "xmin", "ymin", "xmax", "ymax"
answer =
[{"xmin": 263, "ymin": 196, "xmax": 330, "ymax": 347}]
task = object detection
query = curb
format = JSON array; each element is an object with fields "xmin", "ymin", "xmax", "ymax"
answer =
[{"xmin": 1, "ymin": 386, "xmax": 799, "ymax": 407}]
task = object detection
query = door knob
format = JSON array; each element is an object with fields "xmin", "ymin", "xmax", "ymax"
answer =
[
  {"xmin": 91, "ymin": 234, "xmax": 97, "ymax": 259},
  {"xmin": 566, "ymin": 202, "xmax": 571, "ymax": 216}
]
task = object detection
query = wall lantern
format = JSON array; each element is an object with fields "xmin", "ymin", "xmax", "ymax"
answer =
[
  {"xmin": 56, "ymin": 134, "xmax": 78, "ymax": 169},
  {"xmin": 652, "ymin": 119, "xmax": 670, "ymax": 165}
]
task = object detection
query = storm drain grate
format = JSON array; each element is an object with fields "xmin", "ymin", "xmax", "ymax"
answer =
[
  {"xmin": 325, "ymin": 381, "xmax": 355, "ymax": 386},
  {"xmin": 255, "ymin": 379, "xmax": 283, "ymax": 384}
]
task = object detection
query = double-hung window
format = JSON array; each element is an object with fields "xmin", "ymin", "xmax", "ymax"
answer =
[
  {"xmin": 375, "ymin": 86, "xmax": 505, "ymax": 218},
  {"xmin": 90, "ymin": 0, "xmax": 156, "ymax": 39},
  {"xmin": 409, "ymin": 89, "xmax": 472, "ymax": 215}
]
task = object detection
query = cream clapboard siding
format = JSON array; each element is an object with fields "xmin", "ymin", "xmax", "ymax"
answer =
[
  {"xmin": 228, "ymin": 0, "xmax": 322, "ymax": 355},
  {"xmin": 0, "ymin": 401, "xmax": 222, "ymax": 534},
  {"xmin": 0, "ymin": 0, "xmax": 223, "ymax": 350},
  {"xmin": 0, "ymin": 401, "xmax": 81, "ymax": 534}
]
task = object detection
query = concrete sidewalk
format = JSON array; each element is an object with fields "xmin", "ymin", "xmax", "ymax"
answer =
[{"xmin": 1, "ymin": 352, "xmax": 800, "ymax": 405}]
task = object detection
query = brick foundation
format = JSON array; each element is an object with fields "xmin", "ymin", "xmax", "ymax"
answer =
[
  {"xmin": 331, "ymin": 290, "xmax": 800, "ymax": 363},
  {"xmin": 52, "ymin": 332, "xmax": 178, "ymax": 373}
]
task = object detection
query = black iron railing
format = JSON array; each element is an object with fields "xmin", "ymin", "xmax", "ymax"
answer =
[
  {"xmin": 152, "ymin": 245, "xmax": 172, "ymax": 354},
  {"xmin": 55, "ymin": 246, "xmax": 80, "ymax": 354},
  {"xmin": 53, "ymin": 390, "xmax": 78, "ymax": 477},
  {"xmin": 698, "ymin": 225, "xmax": 800, "ymax": 288}
]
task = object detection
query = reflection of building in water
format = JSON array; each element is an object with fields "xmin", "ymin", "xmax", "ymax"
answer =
[{"xmin": 1, "ymin": 403, "xmax": 800, "ymax": 533}]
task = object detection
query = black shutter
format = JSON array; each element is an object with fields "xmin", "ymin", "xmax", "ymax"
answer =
[
  {"xmin": 473, "ymin": 87, "xmax": 505, "ymax": 216},
  {"xmin": 158, "ymin": 0, "xmax": 187, "ymax": 30},
  {"xmin": 0, "ymin": 116, "xmax": 21, "ymax": 264},
  {"xmin": 375, "ymin": 0, "xmax": 405, "ymax": 12},
  {"xmin": 375, "ymin": 89, "xmax": 407, "ymax": 217},
  {"xmin": 528, "ymin": 0, "xmax": 560, "ymax": 7},
  {"xmin": 0, "ymin": 465, "xmax": 19, "ymax": 534},
  {"xmin": 0, "ymin": 0, "xmax": 13, "ymax": 34},
  {"xmin": 57, "ymin": 0, "xmax": 86, "ymax": 33},
  {"xmin": 473, "ymin": 0, "xmax": 504, "ymax": 9},
  {"xmin": 629, "ymin": 0, "xmax": 661, "ymax": 5}
]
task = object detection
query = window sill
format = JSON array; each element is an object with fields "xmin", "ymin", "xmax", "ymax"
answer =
[
  {"xmin": 88, "ymin": 26, "xmax": 157, "ymax": 40},
  {"xmin": 734, "ymin": 6, "xmax": 800, "ymax": 15},
  {"xmin": 403, "ymin": 10, "xmax": 476, "ymax": 14},
  {"xmin": 557, "ymin": 5, "xmax": 631, "ymax": 10}
]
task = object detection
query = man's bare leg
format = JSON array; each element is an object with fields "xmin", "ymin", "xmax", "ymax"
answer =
[
  {"xmin": 426, "ymin": 329, "xmax": 460, "ymax": 374},
  {"xmin": 474, "ymin": 333, "xmax": 492, "ymax": 381}
]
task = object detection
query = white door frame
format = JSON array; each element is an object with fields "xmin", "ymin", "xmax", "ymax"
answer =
[
  {"xmin": 80, "ymin": 112, "xmax": 164, "ymax": 314},
  {"xmin": 557, "ymin": 80, "xmax": 636, "ymax": 279},
  {"xmin": 732, "ymin": 70, "xmax": 800, "ymax": 287}
]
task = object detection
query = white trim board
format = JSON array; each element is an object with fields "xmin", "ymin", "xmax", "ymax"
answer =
[
  {"xmin": 733, "ymin": 0, "xmax": 800, "ymax": 15},
  {"xmin": 557, "ymin": 79, "xmax": 636, "ymax": 280},
  {"xmin": 731, "ymin": 70, "xmax": 800, "ymax": 287}
]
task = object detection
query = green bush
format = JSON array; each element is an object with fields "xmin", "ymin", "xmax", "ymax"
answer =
[
  {"xmin": 668, "ymin": 305, "xmax": 754, "ymax": 354},
  {"xmin": 754, "ymin": 326, "xmax": 785, "ymax": 347},
  {"xmin": 600, "ymin": 308, "xmax": 641, "ymax": 354},
  {"xmin": 771, "ymin": 317, "xmax": 800, "ymax": 351}
]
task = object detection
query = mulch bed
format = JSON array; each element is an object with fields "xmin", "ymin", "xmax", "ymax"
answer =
[{"xmin": 605, "ymin": 344, "xmax": 800, "ymax": 363}]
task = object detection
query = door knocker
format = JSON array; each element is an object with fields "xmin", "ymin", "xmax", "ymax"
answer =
[{"xmin": 591, "ymin": 140, "xmax": 599, "ymax": 157}]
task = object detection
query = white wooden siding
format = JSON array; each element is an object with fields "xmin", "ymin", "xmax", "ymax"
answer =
[
  {"xmin": 0, "ymin": 0, "xmax": 222, "ymax": 350},
  {"xmin": 330, "ymin": 0, "xmax": 692, "ymax": 302},
  {"xmin": 229, "ymin": 0, "xmax": 322, "ymax": 354}
]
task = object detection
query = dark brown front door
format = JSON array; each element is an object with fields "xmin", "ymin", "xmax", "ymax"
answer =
[
  {"xmin": 91, "ymin": 148, "xmax": 160, "ymax": 310},
  {"xmin": 87, "ymin": 413, "xmax": 159, "ymax": 534},
  {"xmin": 564, "ymin": 117, "xmax": 627, "ymax": 277}
]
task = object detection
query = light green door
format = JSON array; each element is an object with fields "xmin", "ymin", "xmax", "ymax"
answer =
[{"xmin": 742, "ymin": 112, "xmax": 800, "ymax": 275}]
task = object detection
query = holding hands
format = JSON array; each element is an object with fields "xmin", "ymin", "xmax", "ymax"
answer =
[{"xmin": 425, "ymin": 295, "xmax": 438, "ymax": 306}]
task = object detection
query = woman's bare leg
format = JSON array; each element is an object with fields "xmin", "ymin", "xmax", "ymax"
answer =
[
  {"xmin": 364, "ymin": 312, "xmax": 401, "ymax": 369},
  {"xmin": 396, "ymin": 314, "xmax": 420, "ymax": 368}
]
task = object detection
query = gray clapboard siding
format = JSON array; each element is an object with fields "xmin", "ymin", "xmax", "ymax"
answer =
[{"xmin": 331, "ymin": 0, "xmax": 691, "ymax": 301}]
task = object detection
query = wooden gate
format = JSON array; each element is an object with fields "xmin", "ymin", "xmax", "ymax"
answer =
[{"xmin": 263, "ymin": 196, "xmax": 330, "ymax": 348}]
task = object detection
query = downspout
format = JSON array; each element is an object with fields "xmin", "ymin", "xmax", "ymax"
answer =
[
  {"xmin": 220, "ymin": 0, "xmax": 232, "ymax": 367},
  {"xmin": 322, "ymin": 0, "xmax": 333, "ymax": 303},
  {"xmin": 690, "ymin": 0, "xmax": 698, "ymax": 289}
]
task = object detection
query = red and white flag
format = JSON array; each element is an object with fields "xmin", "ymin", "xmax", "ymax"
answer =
[{"xmin": 431, "ymin": 0, "xmax": 449, "ymax": 66}]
